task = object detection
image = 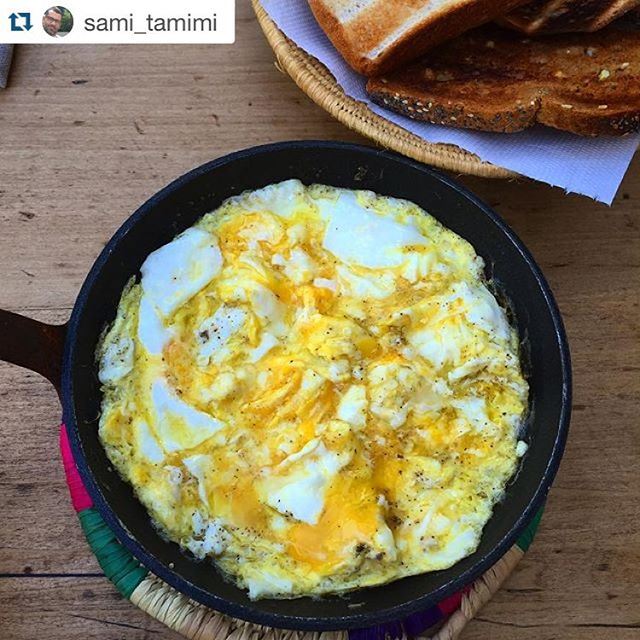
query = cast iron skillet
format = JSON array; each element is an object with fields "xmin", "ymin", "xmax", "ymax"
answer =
[{"xmin": 0, "ymin": 141, "xmax": 571, "ymax": 631}]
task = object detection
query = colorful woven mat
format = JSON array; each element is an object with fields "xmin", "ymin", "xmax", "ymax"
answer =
[{"xmin": 60, "ymin": 424, "xmax": 542, "ymax": 640}]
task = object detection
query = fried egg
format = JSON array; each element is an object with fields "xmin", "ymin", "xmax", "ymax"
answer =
[{"xmin": 97, "ymin": 180, "xmax": 529, "ymax": 599}]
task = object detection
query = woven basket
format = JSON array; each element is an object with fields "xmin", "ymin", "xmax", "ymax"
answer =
[
  {"xmin": 60, "ymin": 424, "xmax": 542, "ymax": 640},
  {"xmin": 251, "ymin": 1, "xmax": 518, "ymax": 180}
]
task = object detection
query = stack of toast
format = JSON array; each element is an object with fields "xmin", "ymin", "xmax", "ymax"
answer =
[{"xmin": 308, "ymin": 0, "xmax": 640, "ymax": 135}]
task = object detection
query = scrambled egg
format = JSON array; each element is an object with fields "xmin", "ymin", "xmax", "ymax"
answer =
[{"xmin": 97, "ymin": 180, "xmax": 529, "ymax": 599}]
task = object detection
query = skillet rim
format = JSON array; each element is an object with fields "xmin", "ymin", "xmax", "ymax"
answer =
[{"xmin": 63, "ymin": 140, "xmax": 571, "ymax": 631}]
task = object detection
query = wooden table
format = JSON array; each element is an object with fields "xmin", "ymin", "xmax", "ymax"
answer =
[{"xmin": 1, "ymin": 4, "xmax": 638, "ymax": 639}]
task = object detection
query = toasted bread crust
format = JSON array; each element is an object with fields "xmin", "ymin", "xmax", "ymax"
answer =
[
  {"xmin": 500, "ymin": 0, "xmax": 640, "ymax": 34},
  {"xmin": 367, "ymin": 25, "xmax": 640, "ymax": 136},
  {"xmin": 308, "ymin": 0, "xmax": 529, "ymax": 76},
  {"xmin": 308, "ymin": 0, "xmax": 367, "ymax": 75},
  {"xmin": 590, "ymin": 0, "xmax": 640, "ymax": 29}
]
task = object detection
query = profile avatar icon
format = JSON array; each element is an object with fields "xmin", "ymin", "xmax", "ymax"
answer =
[{"xmin": 43, "ymin": 6, "xmax": 73, "ymax": 37}]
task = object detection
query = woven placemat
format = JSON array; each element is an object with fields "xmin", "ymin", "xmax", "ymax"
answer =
[
  {"xmin": 59, "ymin": 424, "xmax": 542, "ymax": 640},
  {"xmin": 251, "ymin": 1, "xmax": 518, "ymax": 180}
]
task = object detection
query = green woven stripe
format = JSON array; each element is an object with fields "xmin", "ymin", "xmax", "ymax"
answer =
[
  {"xmin": 516, "ymin": 507, "xmax": 544, "ymax": 552},
  {"xmin": 79, "ymin": 508, "xmax": 147, "ymax": 599}
]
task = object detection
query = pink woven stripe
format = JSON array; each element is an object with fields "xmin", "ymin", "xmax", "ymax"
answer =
[
  {"xmin": 437, "ymin": 585, "xmax": 470, "ymax": 616},
  {"xmin": 59, "ymin": 424, "xmax": 93, "ymax": 512}
]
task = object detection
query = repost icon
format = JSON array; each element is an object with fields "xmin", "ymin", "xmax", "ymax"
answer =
[{"xmin": 9, "ymin": 12, "xmax": 32, "ymax": 31}]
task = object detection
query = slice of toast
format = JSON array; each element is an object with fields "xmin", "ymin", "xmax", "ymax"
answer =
[
  {"xmin": 500, "ymin": 0, "xmax": 640, "ymax": 34},
  {"xmin": 366, "ymin": 25, "xmax": 640, "ymax": 136},
  {"xmin": 307, "ymin": 0, "xmax": 530, "ymax": 76}
]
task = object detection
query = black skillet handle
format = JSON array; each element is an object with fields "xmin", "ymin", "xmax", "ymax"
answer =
[{"xmin": 0, "ymin": 309, "xmax": 67, "ymax": 397}]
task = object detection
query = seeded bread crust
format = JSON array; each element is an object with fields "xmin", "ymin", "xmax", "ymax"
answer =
[
  {"xmin": 366, "ymin": 25, "xmax": 640, "ymax": 136},
  {"xmin": 307, "ymin": 0, "xmax": 530, "ymax": 76},
  {"xmin": 500, "ymin": 0, "xmax": 640, "ymax": 34}
]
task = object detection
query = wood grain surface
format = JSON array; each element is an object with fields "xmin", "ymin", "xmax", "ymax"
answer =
[{"xmin": 0, "ymin": 3, "xmax": 639, "ymax": 639}]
